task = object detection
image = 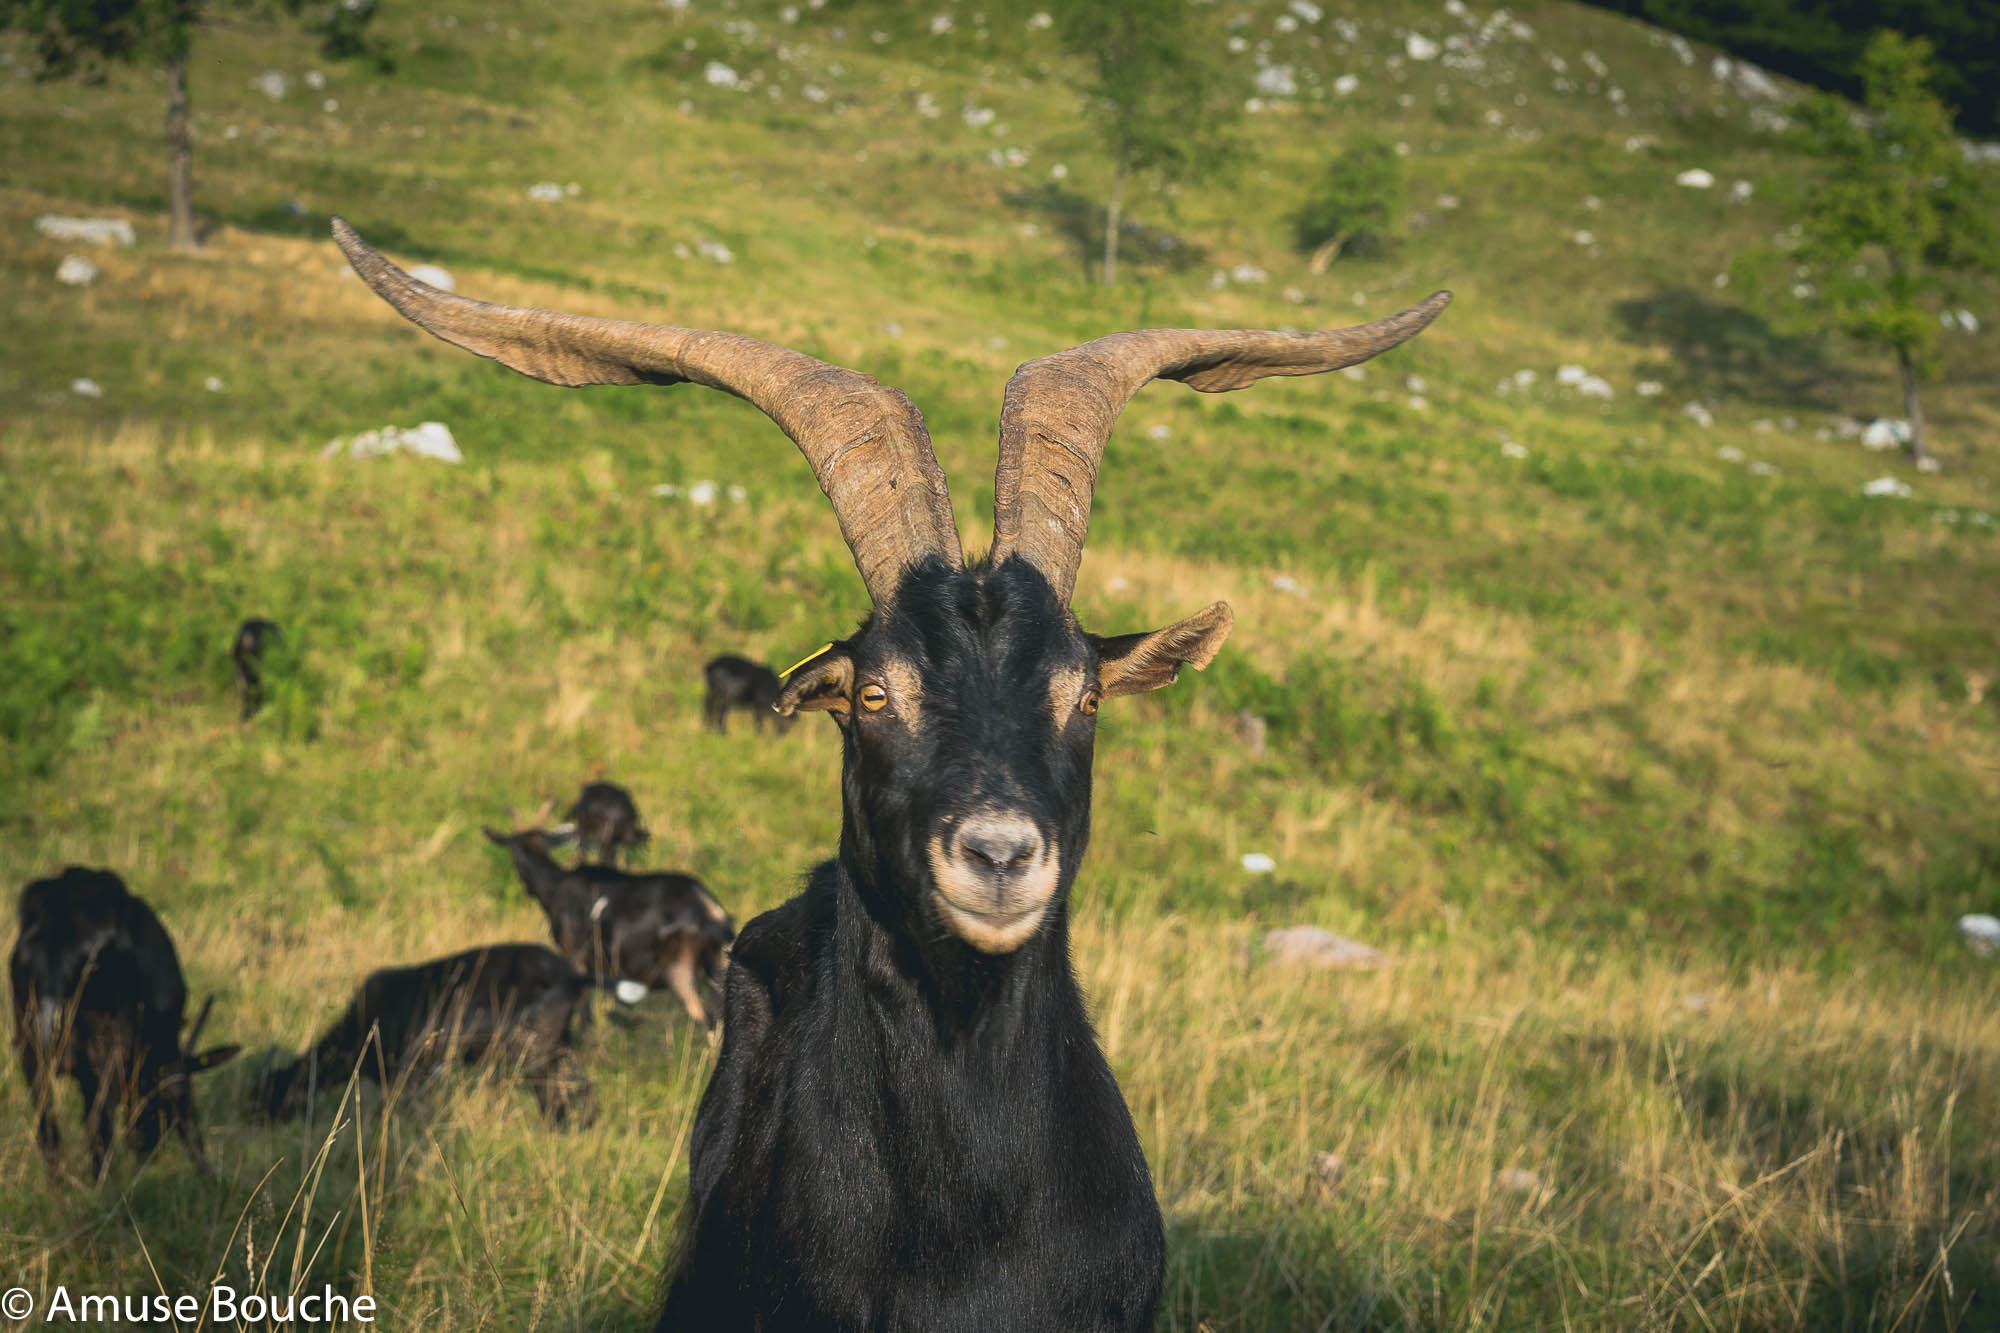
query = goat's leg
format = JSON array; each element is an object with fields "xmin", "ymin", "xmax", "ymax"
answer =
[
  {"xmin": 664, "ymin": 939, "xmax": 714, "ymax": 1032},
  {"xmin": 704, "ymin": 693, "xmax": 728, "ymax": 734},
  {"xmin": 525, "ymin": 1044, "xmax": 598, "ymax": 1130},
  {"xmin": 17, "ymin": 1037, "xmax": 62, "ymax": 1172},
  {"xmin": 77, "ymin": 1065, "xmax": 116, "ymax": 1182}
]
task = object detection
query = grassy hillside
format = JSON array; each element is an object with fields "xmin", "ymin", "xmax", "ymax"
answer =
[{"xmin": 3, "ymin": 0, "xmax": 1997, "ymax": 1328}]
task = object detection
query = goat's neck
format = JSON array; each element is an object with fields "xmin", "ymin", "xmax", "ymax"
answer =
[{"xmin": 506, "ymin": 843, "xmax": 577, "ymax": 917}]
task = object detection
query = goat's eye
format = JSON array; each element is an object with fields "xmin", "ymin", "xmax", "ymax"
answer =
[
  {"xmin": 859, "ymin": 683, "xmax": 889, "ymax": 712},
  {"xmin": 1078, "ymin": 689, "xmax": 1101, "ymax": 717}
]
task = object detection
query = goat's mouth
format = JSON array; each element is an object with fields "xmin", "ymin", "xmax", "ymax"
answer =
[{"xmin": 926, "ymin": 813, "xmax": 1060, "ymax": 954}]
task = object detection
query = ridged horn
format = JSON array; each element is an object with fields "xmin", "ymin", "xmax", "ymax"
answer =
[
  {"xmin": 332, "ymin": 218, "xmax": 960, "ymax": 604},
  {"xmin": 991, "ymin": 291, "xmax": 1452, "ymax": 605}
]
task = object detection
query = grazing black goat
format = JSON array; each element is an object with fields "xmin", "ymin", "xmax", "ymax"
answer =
[
  {"xmin": 701, "ymin": 655, "xmax": 792, "ymax": 735},
  {"xmin": 562, "ymin": 781, "xmax": 650, "ymax": 866},
  {"xmin": 334, "ymin": 216, "xmax": 1447, "ymax": 1332},
  {"xmin": 232, "ymin": 617, "xmax": 281, "ymax": 720},
  {"xmin": 254, "ymin": 944, "xmax": 596, "ymax": 1129},
  {"xmin": 484, "ymin": 827, "xmax": 734, "ymax": 1031},
  {"xmin": 10, "ymin": 867, "xmax": 241, "ymax": 1179}
]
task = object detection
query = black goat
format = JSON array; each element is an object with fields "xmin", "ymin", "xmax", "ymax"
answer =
[
  {"xmin": 335, "ymin": 216, "xmax": 1446, "ymax": 1331},
  {"xmin": 484, "ymin": 827, "xmax": 734, "ymax": 1031},
  {"xmin": 562, "ymin": 781, "xmax": 650, "ymax": 866},
  {"xmin": 701, "ymin": 655, "xmax": 792, "ymax": 735},
  {"xmin": 254, "ymin": 944, "xmax": 596, "ymax": 1129},
  {"xmin": 232, "ymin": 617, "xmax": 281, "ymax": 720},
  {"xmin": 10, "ymin": 867, "xmax": 241, "ymax": 1179}
]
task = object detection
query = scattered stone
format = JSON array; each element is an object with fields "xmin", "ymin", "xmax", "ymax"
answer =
[
  {"xmin": 1676, "ymin": 168, "xmax": 1715, "ymax": 189},
  {"xmin": 36, "ymin": 215, "xmax": 135, "ymax": 247},
  {"xmin": 1241, "ymin": 852, "xmax": 1277, "ymax": 874},
  {"xmin": 1862, "ymin": 419, "xmax": 1911, "ymax": 451},
  {"xmin": 1500, "ymin": 439, "xmax": 1528, "ymax": 459},
  {"xmin": 1748, "ymin": 461, "xmax": 1777, "ymax": 477},
  {"xmin": 56, "ymin": 255, "xmax": 98, "ymax": 286},
  {"xmin": 1573, "ymin": 229, "xmax": 1594, "ymax": 246},
  {"xmin": 1916, "ymin": 456, "xmax": 1941, "ymax": 474},
  {"xmin": 727, "ymin": 483, "xmax": 748, "ymax": 502},
  {"xmin": 70, "ymin": 378, "xmax": 103, "ymax": 399},
  {"xmin": 1717, "ymin": 446, "xmax": 1745, "ymax": 463},
  {"xmin": 1255, "ymin": 65, "xmax": 1298, "ymax": 97},
  {"xmin": 1495, "ymin": 1167, "xmax": 1544, "ymax": 1194},
  {"xmin": 323, "ymin": 421, "xmax": 463, "ymax": 462},
  {"xmin": 251, "ymin": 70, "xmax": 289, "ymax": 100},
  {"xmin": 1146, "ymin": 424, "xmax": 1170, "ymax": 441},
  {"xmin": 204, "ymin": 375, "xmax": 225, "ymax": 393},
  {"xmin": 1333, "ymin": 74, "xmax": 1359, "ymax": 96},
  {"xmin": 1270, "ymin": 574, "xmax": 1303, "ymax": 595},
  {"xmin": 696, "ymin": 237, "xmax": 735, "ymax": 264},
  {"xmin": 1263, "ymin": 925, "xmax": 1387, "ymax": 969},
  {"xmin": 1636, "ymin": 380, "xmax": 1663, "ymax": 397},
  {"xmin": 1680, "ymin": 992, "xmax": 1712, "ymax": 1012},
  {"xmin": 1556, "ymin": 365, "xmax": 1587, "ymax": 385},
  {"xmin": 687, "ymin": 479, "xmax": 719, "ymax": 504},
  {"xmin": 1684, "ymin": 402, "xmax": 1714, "ymax": 428},
  {"xmin": 1576, "ymin": 376, "xmax": 1613, "ymax": 399},
  {"xmin": 1862, "ymin": 476, "xmax": 1912, "ymax": 499},
  {"xmin": 1310, "ymin": 1150, "xmax": 1345, "ymax": 1190},
  {"xmin": 527, "ymin": 182, "xmax": 564, "ymax": 201},
  {"xmin": 303, "ymin": 69, "xmax": 326, "ymax": 91},
  {"xmin": 1729, "ymin": 179, "xmax": 1754, "ymax": 203},
  {"xmin": 406, "ymin": 263, "xmax": 455, "ymax": 291},
  {"xmin": 704, "ymin": 61, "xmax": 742, "ymax": 88},
  {"xmin": 1959, "ymin": 914, "xmax": 2000, "ymax": 957},
  {"xmin": 1405, "ymin": 33, "xmax": 1439, "ymax": 61}
]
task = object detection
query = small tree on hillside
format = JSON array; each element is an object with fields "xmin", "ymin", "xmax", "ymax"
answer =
[
  {"xmin": 4, "ymin": 0, "xmax": 381, "ymax": 251},
  {"xmin": 1791, "ymin": 31, "xmax": 1999, "ymax": 467},
  {"xmin": 1056, "ymin": 0, "xmax": 1241, "ymax": 287},
  {"xmin": 1293, "ymin": 136, "xmax": 1405, "ymax": 273}
]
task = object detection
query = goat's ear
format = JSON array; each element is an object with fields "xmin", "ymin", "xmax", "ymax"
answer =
[
  {"xmin": 189, "ymin": 1044, "xmax": 243, "ymax": 1075},
  {"xmin": 481, "ymin": 826, "xmax": 510, "ymax": 846},
  {"xmin": 774, "ymin": 645, "xmax": 855, "ymax": 717},
  {"xmin": 1091, "ymin": 602, "xmax": 1234, "ymax": 699}
]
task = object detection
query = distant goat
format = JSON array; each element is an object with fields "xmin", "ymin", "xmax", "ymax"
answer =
[
  {"xmin": 10, "ymin": 867, "xmax": 241, "ymax": 1179},
  {"xmin": 562, "ymin": 781, "xmax": 650, "ymax": 866},
  {"xmin": 254, "ymin": 944, "xmax": 596, "ymax": 1129},
  {"xmin": 335, "ymin": 214, "xmax": 1447, "ymax": 1331},
  {"xmin": 702, "ymin": 655, "xmax": 792, "ymax": 735},
  {"xmin": 484, "ymin": 827, "xmax": 733, "ymax": 1030},
  {"xmin": 232, "ymin": 618, "xmax": 280, "ymax": 720}
]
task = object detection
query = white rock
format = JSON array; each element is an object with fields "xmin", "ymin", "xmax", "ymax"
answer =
[
  {"xmin": 1050, "ymin": 162, "xmax": 1068, "ymax": 180},
  {"xmin": 1861, "ymin": 419, "xmax": 1911, "ymax": 451},
  {"xmin": 1960, "ymin": 914, "xmax": 2000, "ymax": 956},
  {"xmin": 1748, "ymin": 461, "xmax": 1777, "ymax": 477},
  {"xmin": 1231, "ymin": 263, "xmax": 1268, "ymax": 284},
  {"xmin": 1146, "ymin": 424, "xmax": 1170, "ymax": 440},
  {"xmin": 1716, "ymin": 445, "xmax": 1744, "ymax": 463},
  {"xmin": 1676, "ymin": 168, "xmax": 1715, "ymax": 189},
  {"xmin": 303, "ymin": 69, "xmax": 326, "ymax": 91},
  {"xmin": 36, "ymin": 215, "xmax": 135, "ymax": 247},
  {"xmin": 727, "ymin": 483, "xmax": 748, "ymax": 502},
  {"xmin": 70, "ymin": 378, "xmax": 103, "ymax": 399},
  {"xmin": 56, "ymin": 255, "xmax": 98, "ymax": 285},
  {"xmin": 1333, "ymin": 74, "xmax": 1359, "ymax": 96},
  {"xmin": 688, "ymin": 479, "xmax": 719, "ymax": 504},
  {"xmin": 1270, "ymin": 574, "xmax": 1303, "ymax": 594},
  {"xmin": 1500, "ymin": 439, "xmax": 1528, "ymax": 459},
  {"xmin": 1255, "ymin": 66, "xmax": 1298, "ymax": 97},
  {"xmin": 1406, "ymin": 395, "xmax": 1429, "ymax": 411},
  {"xmin": 1405, "ymin": 374, "xmax": 1427, "ymax": 394},
  {"xmin": 1576, "ymin": 376, "xmax": 1613, "ymax": 399},
  {"xmin": 1512, "ymin": 369, "xmax": 1537, "ymax": 388},
  {"xmin": 1262, "ymin": 925, "xmax": 1387, "ymax": 969},
  {"xmin": 204, "ymin": 375, "xmax": 224, "ymax": 393},
  {"xmin": 704, "ymin": 61, "xmax": 741, "ymax": 88},
  {"xmin": 1556, "ymin": 364, "xmax": 1587, "ymax": 385},
  {"xmin": 251, "ymin": 70, "xmax": 289, "ymax": 100},
  {"xmin": 1287, "ymin": 0, "xmax": 1323, "ymax": 21},
  {"xmin": 697, "ymin": 237, "xmax": 735, "ymax": 264},
  {"xmin": 1405, "ymin": 33, "xmax": 1439, "ymax": 61},
  {"xmin": 1027, "ymin": 11, "xmax": 1052, "ymax": 29},
  {"xmin": 1241, "ymin": 852, "xmax": 1277, "ymax": 873},
  {"xmin": 1729, "ymin": 179, "xmax": 1754, "ymax": 202},
  {"xmin": 1341, "ymin": 365, "xmax": 1366, "ymax": 380},
  {"xmin": 324, "ymin": 421, "xmax": 463, "ymax": 463},
  {"xmin": 1862, "ymin": 476, "xmax": 1911, "ymax": 498},
  {"xmin": 928, "ymin": 13, "xmax": 953, "ymax": 34},
  {"xmin": 963, "ymin": 104, "xmax": 995, "ymax": 128},
  {"xmin": 1916, "ymin": 456, "xmax": 1941, "ymax": 474},
  {"xmin": 527, "ymin": 182, "xmax": 564, "ymax": 201},
  {"xmin": 406, "ymin": 263, "xmax": 455, "ymax": 291},
  {"xmin": 1684, "ymin": 402, "xmax": 1714, "ymax": 427},
  {"xmin": 614, "ymin": 980, "xmax": 650, "ymax": 1005},
  {"xmin": 1573, "ymin": 229, "xmax": 1595, "ymax": 246},
  {"xmin": 1495, "ymin": 1167, "xmax": 1544, "ymax": 1193},
  {"xmin": 650, "ymin": 483, "xmax": 680, "ymax": 497},
  {"xmin": 1635, "ymin": 380, "xmax": 1663, "ymax": 397}
]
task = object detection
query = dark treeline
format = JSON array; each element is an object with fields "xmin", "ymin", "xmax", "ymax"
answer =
[{"xmin": 1582, "ymin": 0, "xmax": 1999, "ymax": 136}]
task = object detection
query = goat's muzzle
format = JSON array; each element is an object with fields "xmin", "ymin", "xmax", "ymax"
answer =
[{"xmin": 926, "ymin": 811, "xmax": 1059, "ymax": 954}]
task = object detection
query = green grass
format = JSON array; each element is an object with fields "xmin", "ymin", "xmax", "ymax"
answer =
[{"xmin": 2, "ymin": 0, "xmax": 1998, "ymax": 1327}]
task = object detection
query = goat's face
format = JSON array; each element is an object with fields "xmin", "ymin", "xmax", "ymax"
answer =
[{"xmin": 782, "ymin": 557, "xmax": 1232, "ymax": 956}]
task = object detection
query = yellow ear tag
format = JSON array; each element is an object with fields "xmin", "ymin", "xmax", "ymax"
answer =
[{"xmin": 780, "ymin": 643, "xmax": 836, "ymax": 679}]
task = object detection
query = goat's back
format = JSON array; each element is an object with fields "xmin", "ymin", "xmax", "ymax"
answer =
[{"xmin": 10, "ymin": 867, "xmax": 187, "ymax": 1053}]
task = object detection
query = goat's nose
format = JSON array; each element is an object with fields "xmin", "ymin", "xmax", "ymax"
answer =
[{"xmin": 954, "ymin": 813, "xmax": 1044, "ymax": 875}]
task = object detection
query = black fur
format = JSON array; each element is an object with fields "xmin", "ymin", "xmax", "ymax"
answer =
[
  {"xmin": 658, "ymin": 557, "xmax": 1163, "ymax": 1331},
  {"xmin": 485, "ymin": 829, "xmax": 736, "ymax": 1031},
  {"xmin": 232, "ymin": 618, "xmax": 280, "ymax": 721},
  {"xmin": 9, "ymin": 867, "xmax": 240, "ymax": 1179},
  {"xmin": 254, "ymin": 944, "xmax": 596, "ymax": 1129},
  {"xmin": 703, "ymin": 655, "xmax": 793, "ymax": 735},
  {"xmin": 564, "ymin": 781, "xmax": 650, "ymax": 866}
]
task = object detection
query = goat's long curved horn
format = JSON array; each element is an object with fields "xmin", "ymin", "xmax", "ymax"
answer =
[
  {"xmin": 332, "ymin": 218, "xmax": 960, "ymax": 604},
  {"xmin": 991, "ymin": 291, "xmax": 1452, "ymax": 605}
]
